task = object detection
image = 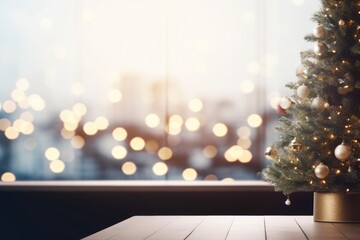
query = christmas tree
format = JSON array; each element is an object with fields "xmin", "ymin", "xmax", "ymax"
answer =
[{"xmin": 262, "ymin": 0, "xmax": 360, "ymax": 205}]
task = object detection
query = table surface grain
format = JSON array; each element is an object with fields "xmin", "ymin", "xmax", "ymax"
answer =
[{"xmin": 83, "ymin": 215, "xmax": 360, "ymax": 240}]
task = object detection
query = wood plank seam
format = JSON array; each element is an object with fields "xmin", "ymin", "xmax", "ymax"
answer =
[
  {"xmin": 294, "ymin": 217, "xmax": 309, "ymax": 240},
  {"xmin": 331, "ymin": 223, "xmax": 352, "ymax": 240},
  {"xmin": 183, "ymin": 216, "xmax": 207, "ymax": 240},
  {"xmin": 224, "ymin": 216, "xmax": 235, "ymax": 240},
  {"xmin": 263, "ymin": 217, "xmax": 268, "ymax": 240},
  {"xmin": 143, "ymin": 216, "xmax": 181, "ymax": 240}
]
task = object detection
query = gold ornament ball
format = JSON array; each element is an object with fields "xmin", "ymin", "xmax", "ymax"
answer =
[
  {"xmin": 338, "ymin": 19, "xmax": 345, "ymax": 26},
  {"xmin": 313, "ymin": 24, "xmax": 325, "ymax": 38},
  {"xmin": 289, "ymin": 137, "xmax": 302, "ymax": 152},
  {"xmin": 264, "ymin": 146, "xmax": 277, "ymax": 160},
  {"xmin": 313, "ymin": 42, "xmax": 328, "ymax": 56},
  {"xmin": 314, "ymin": 163, "xmax": 329, "ymax": 179},
  {"xmin": 334, "ymin": 142, "xmax": 352, "ymax": 161}
]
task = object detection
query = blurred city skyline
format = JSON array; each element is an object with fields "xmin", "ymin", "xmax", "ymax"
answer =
[{"xmin": 0, "ymin": 0, "xmax": 319, "ymax": 181}]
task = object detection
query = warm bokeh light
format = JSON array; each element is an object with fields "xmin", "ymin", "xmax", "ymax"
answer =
[
  {"xmin": 49, "ymin": 159, "xmax": 65, "ymax": 173},
  {"xmin": 247, "ymin": 114, "xmax": 263, "ymax": 128},
  {"xmin": 83, "ymin": 121, "xmax": 98, "ymax": 135},
  {"xmin": 222, "ymin": 178, "xmax": 235, "ymax": 182},
  {"xmin": 11, "ymin": 88, "xmax": 26, "ymax": 102},
  {"xmin": 237, "ymin": 137, "xmax": 252, "ymax": 149},
  {"xmin": 72, "ymin": 102, "xmax": 87, "ymax": 116},
  {"xmin": 64, "ymin": 121, "xmax": 78, "ymax": 131},
  {"xmin": 20, "ymin": 111, "xmax": 34, "ymax": 122},
  {"xmin": 28, "ymin": 94, "xmax": 45, "ymax": 111},
  {"xmin": 2, "ymin": 100, "xmax": 17, "ymax": 113},
  {"xmin": 145, "ymin": 139, "xmax": 159, "ymax": 153},
  {"xmin": 237, "ymin": 126, "xmax": 251, "ymax": 138},
  {"xmin": 226, "ymin": 145, "xmax": 244, "ymax": 161},
  {"xmin": 203, "ymin": 145, "xmax": 218, "ymax": 158},
  {"xmin": 122, "ymin": 161, "xmax": 137, "ymax": 175},
  {"xmin": 169, "ymin": 114, "xmax": 183, "ymax": 128},
  {"xmin": 112, "ymin": 127, "xmax": 127, "ymax": 141},
  {"xmin": 152, "ymin": 162, "xmax": 168, "ymax": 176},
  {"xmin": 60, "ymin": 109, "xmax": 75, "ymax": 122},
  {"xmin": 95, "ymin": 116, "xmax": 109, "ymax": 130},
  {"xmin": 45, "ymin": 147, "xmax": 60, "ymax": 161},
  {"xmin": 18, "ymin": 121, "xmax": 34, "ymax": 135},
  {"xmin": 18, "ymin": 98, "xmax": 30, "ymax": 109},
  {"xmin": 145, "ymin": 113, "xmax": 160, "ymax": 128},
  {"xmin": 111, "ymin": 145, "xmax": 127, "ymax": 160},
  {"xmin": 157, "ymin": 147, "xmax": 173, "ymax": 160},
  {"xmin": 130, "ymin": 137, "xmax": 145, "ymax": 151},
  {"xmin": 61, "ymin": 128, "xmax": 75, "ymax": 139},
  {"xmin": 212, "ymin": 123, "xmax": 228, "ymax": 137},
  {"xmin": 167, "ymin": 125, "xmax": 181, "ymax": 135},
  {"xmin": 1, "ymin": 172, "xmax": 16, "ymax": 182},
  {"xmin": 182, "ymin": 168, "xmax": 198, "ymax": 181},
  {"xmin": 240, "ymin": 80, "xmax": 255, "ymax": 93},
  {"xmin": 5, "ymin": 127, "xmax": 19, "ymax": 140},
  {"xmin": 224, "ymin": 146, "xmax": 241, "ymax": 162},
  {"xmin": 107, "ymin": 89, "xmax": 122, "ymax": 103},
  {"xmin": 188, "ymin": 98, "xmax": 203, "ymax": 112},
  {"xmin": 167, "ymin": 114, "xmax": 183, "ymax": 135},
  {"xmin": 238, "ymin": 149, "xmax": 253, "ymax": 163},
  {"xmin": 204, "ymin": 174, "xmax": 218, "ymax": 180},
  {"xmin": 71, "ymin": 136, "xmax": 85, "ymax": 149},
  {"xmin": 185, "ymin": 117, "xmax": 200, "ymax": 131},
  {"xmin": 0, "ymin": 118, "xmax": 11, "ymax": 131},
  {"xmin": 16, "ymin": 78, "xmax": 30, "ymax": 91}
]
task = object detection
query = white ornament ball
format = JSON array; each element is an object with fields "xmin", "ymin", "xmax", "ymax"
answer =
[
  {"xmin": 297, "ymin": 85, "xmax": 310, "ymax": 98},
  {"xmin": 285, "ymin": 198, "xmax": 291, "ymax": 206},
  {"xmin": 313, "ymin": 24, "xmax": 325, "ymax": 38},
  {"xmin": 334, "ymin": 143, "xmax": 352, "ymax": 161},
  {"xmin": 279, "ymin": 96, "xmax": 292, "ymax": 109},
  {"xmin": 313, "ymin": 42, "xmax": 328, "ymax": 56},
  {"xmin": 314, "ymin": 163, "xmax": 329, "ymax": 179},
  {"xmin": 311, "ymin": 96, "xmax": 326, "ymax": 111}
]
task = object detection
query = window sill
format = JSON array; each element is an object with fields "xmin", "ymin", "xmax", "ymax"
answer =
[{"xmin": 0, "ymin": 180, "xmax": 273, "ymax": 192}]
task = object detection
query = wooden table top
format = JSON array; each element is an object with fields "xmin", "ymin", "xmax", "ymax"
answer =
[{"xmin": 83, "ymin": 215, "xmax": 360, "ymax": 240}]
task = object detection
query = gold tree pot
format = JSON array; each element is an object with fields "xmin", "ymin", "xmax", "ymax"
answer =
[{"xmin": 314, "ymin": 192, "xmax": 360, "ymax": 222}]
